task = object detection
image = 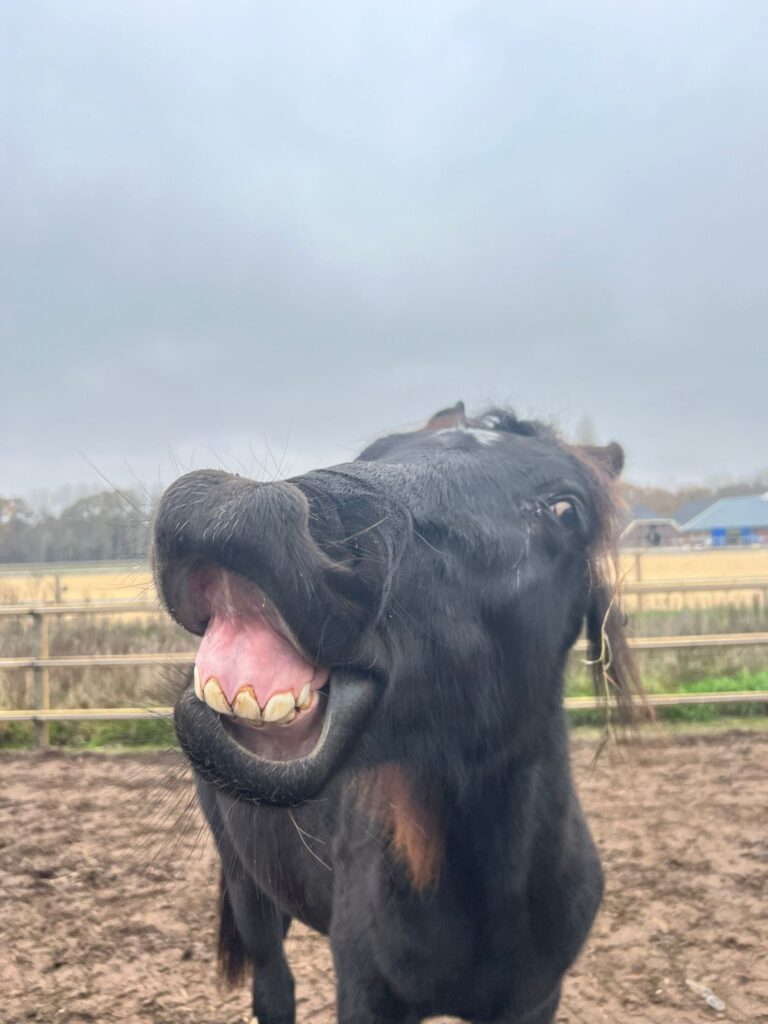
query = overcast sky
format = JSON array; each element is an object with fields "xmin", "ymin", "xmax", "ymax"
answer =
[{"xmin": 2, "ymin": 0, "xmax": 767, "ymax": 500}]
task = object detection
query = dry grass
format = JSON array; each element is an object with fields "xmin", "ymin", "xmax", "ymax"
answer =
[
  {"xmin": 2, "ymin": 549, "xmax": 767, "ymax": 608},
  {"xmin": 0, "ymin": 562, "xmax": 154, "ymax": 606},
  {"xmin": 0, "ymin": 614, "xmax": 190, "ymax": 711},
  {"xmin": 0, "ymin": 563, "xmax": 183, "ymax": 718},
  {"xmin": 620, "ymin": 546, "xmax": 768, "ymax": 580},
  {"xmin": 618, "ymin": 547, "xmax": 768, "ymax": 611}
]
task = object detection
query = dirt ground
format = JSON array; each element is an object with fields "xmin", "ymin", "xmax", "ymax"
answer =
[{"xmin": 1, "ymin": 732, "xmax": 766, "ymax": 1024}]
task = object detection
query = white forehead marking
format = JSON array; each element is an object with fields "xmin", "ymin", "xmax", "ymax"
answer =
[{"xmin": 435, "ymin": 426, "xmax": 501, "ymax": 446}]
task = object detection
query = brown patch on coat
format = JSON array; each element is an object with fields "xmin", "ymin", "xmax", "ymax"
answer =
[{"xmin": 359, "ymin": 764, "xmax": 443, "ymax": 891}]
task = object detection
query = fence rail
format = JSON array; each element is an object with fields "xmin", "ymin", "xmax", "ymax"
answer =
[
  {"xmin": 623, "ymin": 576, "xmax": 768, "ymax": 594},
  {"xmin": 0, "ymin": 601, "xmax": 160, "ymax": 617},
  {"xmin": 2, "ymin": 632, "xmax": 768, "ymax": 673},
  {"xmin": 1, "ymin": 595, "xmax": 768, "ymax": 743},
  {"xmin": 2, "ymin": 690, "xmax": 768, "ymax": 725},
  {"xmin": 1, "ymin": 573, "xmax": 767, "ymax": 618}
]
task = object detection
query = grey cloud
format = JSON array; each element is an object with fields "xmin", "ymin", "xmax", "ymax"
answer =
[{"xmin": 2, "ymin": 0, "xmax": 767, "ymax": 496}]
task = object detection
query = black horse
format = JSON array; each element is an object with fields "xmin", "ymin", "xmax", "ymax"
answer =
[{"xmin": 153, "ymin": 404, "xmax": 637, "ymax": 1024}]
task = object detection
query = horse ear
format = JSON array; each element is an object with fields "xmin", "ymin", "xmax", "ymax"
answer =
[
  {"xmin": 426, "ymin": 401, "xmax": 466, "ymax": 430},
  {"xmin": 579, "ymin": 442, "xmax": 624, "ymax": 479}
]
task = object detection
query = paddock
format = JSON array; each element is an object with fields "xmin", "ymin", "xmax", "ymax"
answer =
[{"xmin": 2, "ymin": 731, "xmax": 766, "ymax": 1024}]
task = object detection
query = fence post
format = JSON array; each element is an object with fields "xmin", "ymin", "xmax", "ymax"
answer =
[{"xmin": 32, "ymin": 612, "xmax": 50, "ymax": 748}]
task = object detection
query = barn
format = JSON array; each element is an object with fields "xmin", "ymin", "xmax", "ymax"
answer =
[
  {"xmin": 680, "ymin": 493, "xmax": 768, "ymax": 546},
  {"xmin": 620, "ymin": 515, "xmax": 683, "ymax": 548},
  {"xmin": 619, "ymin": 502, "xmax": 686, "ymax": 548}
]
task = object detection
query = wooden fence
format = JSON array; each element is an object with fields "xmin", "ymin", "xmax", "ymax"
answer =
[{"xmin": 1, "ymin": 586, "xmax": 767, "ymax": 746}]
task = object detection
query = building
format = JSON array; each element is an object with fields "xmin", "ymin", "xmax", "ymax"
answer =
[
  {"xmin": 680, "ymin": 494, "xmax": 768, "ymax": 546},
  {"xmin": 673, "ymin": 497, "xmax": 712, "ymax": 526},
  {"xmin": 619, "ymin": 507, "xmax": 684, "ymax": 548}
]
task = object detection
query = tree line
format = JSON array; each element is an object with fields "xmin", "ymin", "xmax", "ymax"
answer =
[
  {"xmin": 0, "ymin": 491, "xmax": 151, "ymax": 564},
  {"xmin": 2, "ymin": 471, "xmax": 767, "ymax": 564},
  {"xmin": 620, "ymin": 474, "xmax": 768, "ymax": 519}
]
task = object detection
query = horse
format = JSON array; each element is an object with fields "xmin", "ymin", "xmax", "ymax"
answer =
[{"xmin": 152, "ymin": 403, "xmax": 637, "ymax": 1023}]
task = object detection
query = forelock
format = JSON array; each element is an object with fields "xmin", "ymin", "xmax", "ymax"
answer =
[{"xmin": 472, "ymin": 408, "xmax": 556, "ymax": 441}]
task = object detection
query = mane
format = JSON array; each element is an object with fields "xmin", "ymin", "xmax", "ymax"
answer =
[
  {"xmin": 568, "ymin": 442, "xmax": 645, "ymax": 730},
  {"xmin": 471, "ymin": 406, "xmax": 556, "ymax": 440}
]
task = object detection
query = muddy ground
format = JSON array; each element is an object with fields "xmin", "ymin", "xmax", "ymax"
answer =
[{"xmin": 1, "ymin": 732, "xmax": 766, "ymax": 1024}]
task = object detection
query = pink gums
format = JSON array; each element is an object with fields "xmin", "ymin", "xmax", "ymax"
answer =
[{"xmin": 193, "ymin": 567, "xmax": 326, "ymax": 708}]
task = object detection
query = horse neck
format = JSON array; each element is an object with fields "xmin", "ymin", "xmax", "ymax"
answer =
[{"xmin": 439, "ymin": 718, "xmax": 572, "ymax": 893}]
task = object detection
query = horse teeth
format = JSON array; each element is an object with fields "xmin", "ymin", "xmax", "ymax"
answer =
[
  {"xmin": 279, "ymin": 708, "xmax": 297, "ymax": 725},
  {"xmin": 203, "ymin": 678, "xmax": 231, "ymax": 715},
  {"xmin": 232, "ymin": 687, "xmax": 262, "ymax": 722},
  {"xmin": 297, "ymin": 683, "xmax": 312, "ymax": 710},
  {"xmin": 262, "ymin": 691, "xmax": 296, "ymax": 723},
  {"xmin": 193, "ymin": 665, "xmax": 204, "ymax": 701}
]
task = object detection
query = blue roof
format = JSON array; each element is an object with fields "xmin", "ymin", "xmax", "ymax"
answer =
[
  {"xmin": 674, "ymin": 497, "xmax": 711, "ymax": 524},
  {"xmin": 681, "ymin": 494, "xmax": 768, "ymax": 531}
]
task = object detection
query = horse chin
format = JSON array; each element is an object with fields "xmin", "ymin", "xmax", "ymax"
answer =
[{"xmin": 173, "ymin": 670, "xmax": 378, "ymax": 805}]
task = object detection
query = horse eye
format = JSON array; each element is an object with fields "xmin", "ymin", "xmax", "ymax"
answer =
[{"xmin": 549, "ymin": 499, "xmax": 579, "ymax": 529}]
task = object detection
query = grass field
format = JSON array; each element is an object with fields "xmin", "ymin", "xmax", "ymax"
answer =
[
  {"xmin": 619, "ymin": 546, "xmax": 768, "ymax": 611},
  {"xmin": 0, "ymin": 560, "xmax": 154, "ymax": 605},
  {"xmin": 1, "ymin": 547, "xmax": 768, "ymax": 606},
  {"xmin": 621, "ymin": 546, "xmax": 768, "ymax": 580},
  {"xmin": 1, "ymin": 547, "xmax": 768, "ymax": 608}
]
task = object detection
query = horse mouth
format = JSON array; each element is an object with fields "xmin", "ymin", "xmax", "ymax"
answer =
[
  {"xmin": 166, "ymin": 563, "xmax": 377, "ymax": 802},
  {"xmin": 182, "ymin": 564, "xmax": 331, "ymax": 762}
]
